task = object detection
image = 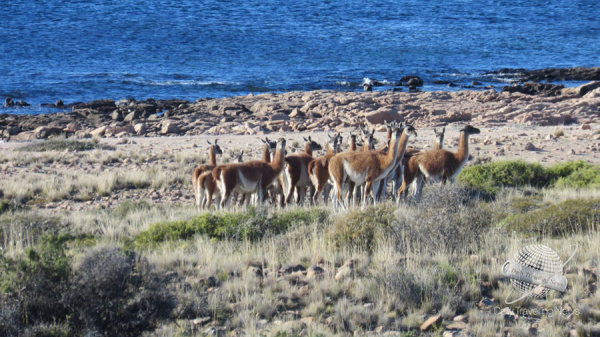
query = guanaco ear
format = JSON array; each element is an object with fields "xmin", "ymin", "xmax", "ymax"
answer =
[
  {"xmin": 207, "ymin": 140, "xmax": 212, "ymax": 145},
  {"xmin": 442, "ymin": 127, "xmax": 445, "ymax": 133},
  {"xmin": 215, "ymin": 139, "xmax": 218, "ymax": 144},
  {"xmin": 303, "ymin": 137, "xmax": 308, "ymax": 142},
  {"xmin": 240, "ymin": 150, "xmax": 244, "ymax": 156}
]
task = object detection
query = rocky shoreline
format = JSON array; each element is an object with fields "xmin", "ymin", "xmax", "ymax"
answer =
[{"xmin": 1, "ymin": 77, "xmax": 599, "ymax": 142}]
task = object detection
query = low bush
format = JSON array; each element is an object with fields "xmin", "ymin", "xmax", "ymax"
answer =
[
  {"xmin": 550, "ymin": 162, "xmax": 600, "ymax": 188},
  {"xmin": 500, "ymin": 198, "xmax": 600, "ymax": 236},
  {"xmin": 458, "ymin": 160, "xmax": 600, "ymax": 195},
  {"xmin": 133, "ymin": 207, "xmax": 328, "ymax": 249},
  {"xmin": 67, "ymin": 246, "xmax": 176, "ymax": 336},
  {"xmin": 394, "ymin": 185, "xmax": 492, "ymax": 255},
  {"xmin": 17, "ymin": 139, "xmax": 113, "ymax": 152},
  {"xmin": 328, "ymin": 204, "xmax": 396, "ymax": 252},
  {"xmin": 458, "ymin": 160, "xmax": 549, "ymax": 195},
  {"xmin": 0, "ymin": 236, "xmax": 176, "ymax": 336}
]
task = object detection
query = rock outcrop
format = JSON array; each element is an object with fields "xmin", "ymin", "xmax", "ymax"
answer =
[{"xmin": 1, "ymin": 82, "xmax": 600, "ymax": 140}]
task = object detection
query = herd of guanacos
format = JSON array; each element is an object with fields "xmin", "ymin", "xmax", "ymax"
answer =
[{"xmin": 191, "ymin": 121, "xmax": 480, "ymax": 210}]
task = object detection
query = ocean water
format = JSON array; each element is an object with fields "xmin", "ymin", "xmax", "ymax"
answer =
[{"xmin": 1, "ymin": 0, "xmax": 599, "ymax": 114}]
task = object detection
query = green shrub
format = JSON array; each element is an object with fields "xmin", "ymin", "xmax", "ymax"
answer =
[
  {"xmin": 0, "ymin": 234, "xmax": 72, "ymax": 335},
  {"xmin": 548, "ymin": 161, "xmax": 600, "ymax": 188},
  {"xmin": 500, "ymin": 198, "xmax": 600, "ymax": 236},
  {"xmin": 458, "ymin": 161, "xmax": 550, "ymax": 195},
  {"xmin": 0, "ymin": 239, "xmax": 176, "ymax": 336},
  {"xmin": 17, "ymin": 139, "xmax": 113, "ymax": 152},
  {"xmin": 458, "ymin": 160, "xmax": 600, "ymax": 196},
  {"xmin": 329, "ymin": 204, "xmax": 396, "ymax": 252},
  {"xmin": 133, "ymin": 207, "xmax": 328, "ymax": 249}
]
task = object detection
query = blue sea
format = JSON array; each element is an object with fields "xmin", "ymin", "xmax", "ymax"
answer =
[{"xmin": 1, "ymin": 0, "xmax": 599, "ymax": 115}]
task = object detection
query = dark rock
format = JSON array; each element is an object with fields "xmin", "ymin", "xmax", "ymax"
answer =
[
  {"xmin": 562, "ymin": 81, "xmax": 600, "ymax": 97},
  {"xmin": 72, "ymin": 99, "xmax": 116, "ymax": 112},
  {"xmin": 136, "ymin": 102, "xmax": 159, "ymax": 116},
  {"xmin": 432, "ymin": 80, "xmax": 451, "ymax": 85},
  {"xmin": 3, "ymin": 97, "xmax": 14, "ymax": 107},
  {"xmin": 487, "ymin": 66, "xmax": 600, "ymax": 82},
  {"xmin": 472, "ymin": 81, "xmax": 482, "ymax": 85},
  {"xmin": 16, "ymin": 100, "xmax": 30, "ymax": 107},
  {"xmin": 502, "ymin": 82, "xmax": 564, "ymax": 96},
  {"xmin": 5, "ymin": 126, "xmax": 21, "ymax": 136},
  {"xmin": 279, "ymin": 264, "xmax": 306, "ymax": 275},
  {"xmin": 399, "ymin": 75, "xmax": 424, "ymax": 87},
  {"xmin": 55, "ymin": 99, "xmax": 64, "ymax": 107}
]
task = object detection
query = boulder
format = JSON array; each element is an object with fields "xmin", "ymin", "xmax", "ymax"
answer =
[
  {"xmin": 335, "ymin": 259, "xmax": 354, "ymax": 281},
  {"xmin": 134, "ymin": 123, "xmax": 147, "ymax": 135},
  {"xmin": 34, "ymin": 126, "xmax": 64, "ymax": 139},
  {"xmin": 562, "ymin": 81, "xmax": 600, "ymax": 97},
  {"xmin": 289, "ymin": 108, "xmax": 305, "ymax": 118},
  {"xmin": 90, "ymin": 125, "xmax": 108, "ymax": 137},
  {"xmin": 420, "ymin": 315, "xmax": 442, "ymax": 331},
  {"xmin": 306, "ymin": 266, "xmax": 325, "ymax": 280},
  {"xmin": 64, "ymin": 123, "xmax": 80, "ymax": 133},
  {"xmin": 269, "ymin": 113, "xmax": 289, "ymax": 121},
  {"xmin": 160, "ymin": 120, "xmax": 182, "ymax": 134},
  {"xmin": 364, "ymin": 107, "xmax": 404, "ymax": 124},
  {"xmin": 279, "ymin": 264, "xmax": 306, "ymax": 275},
  {"xmin": 4, "ymin": 97, "xmax": 14, "ymax": 107},
  {"xmin": 4, "ymin": 126, "xmax": 21, "ymax": 136},
  {"xmin": 16, "ymin": 100, "xmax": 30, "ymax": 107},
  {"xmin": 399, "ymin": 75, "xmax": 424, "ymax": 87},
  {"xmin": 72, "ymin": 99, "xmax": 116, "ymax": 112},
  {"xmin": 111, "ymin": 110, "xmax": 123, "ymax": 121},
  {"xmin": 502, "ymin": 82, "xmax": 564, "ymax": 96},
  {"xmin": 124, "ymin": 110, "xmax": 140, "ymax": 122}
]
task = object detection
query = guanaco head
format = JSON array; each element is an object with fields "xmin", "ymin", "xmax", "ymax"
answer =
[
  {"xmin": 234, "ymin": 150, "xmax": 244, "ymax": 163},
  {"xmin": 276, "ymin": 138, "xmax": 287, "ymax": 152},
  {"xmin": 434, "ymin": 127, "xmax": 445, "ymax": 139},
  {"xmin": 207, "ymin": 139, "xmax": 223, "ymax": 156},
  {"xmin": 334, "ymin": 132, "xmax": 343, "ymax": 153},
  {"xmin": 261, "ymin": 137, "xmax": 277, "ymax": 149},
  {"xmin": 403, "ymin": 122, "xmax": 418, "ymax": 138},
  {"xmin": 349, "ymin": 132, "xmax": 361, "ymax": 151},
  {"xmin": 360, "ymin": 128, "xmax": 375, "ymax": 150},
  {"xmin": 460, "ymin": 125, "xmax": 481, "ymax": 136},
  {"xmin": 303, "ymin": 136, "xmax": 323, "ymax": 154}
]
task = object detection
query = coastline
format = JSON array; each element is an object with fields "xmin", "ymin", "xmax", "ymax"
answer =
[{"xmin": 1, "ymin": 79, "xmax": 599, "ymax": 142}]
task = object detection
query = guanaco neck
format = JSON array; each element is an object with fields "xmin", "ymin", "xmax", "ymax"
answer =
[
  {"xmin": 262, "ymin": 144, "xmax": 271, "ymax": 163},
  {"xmin": 396, "ymin": 130, "xmax": 411, "ymax": 163},
  {"xmin": 304, "ymin": 142, "xmax": 313, "ymax": 156},
  {"xmin": 326, "ymin": 143, "xmax": 335, "ymax": 156},
  {"xmin": 362, "ymin": 138, "xmax": 373, "ymax": 151},
  {"xmin": 383, "ymin": 131, "xmax": 401, "ymax": 168},
  {"xmin": 208, "ymin": 145, "xmax": 217, "ymax": 166},
  {"xmin": 456, "ymin": 131, "xmax": 469, "ymax": 163},
  {"xmin": 434, "ymin": 134, "xmax": 444, "ymax": 150},
  {"xmin": 270, "ymin": 144, "xmax": 286, "ymax": 173}
]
